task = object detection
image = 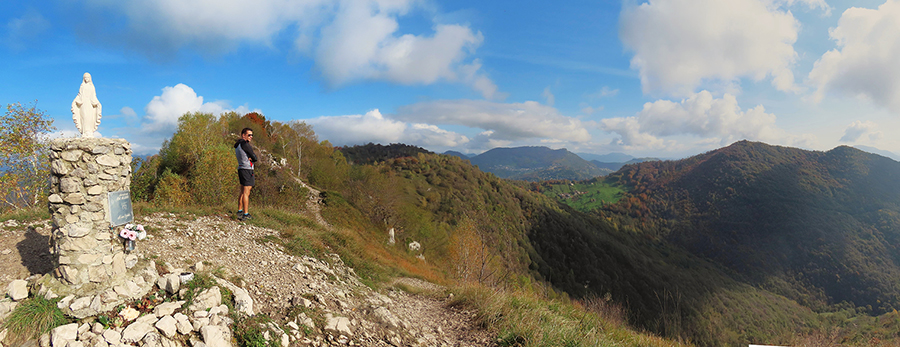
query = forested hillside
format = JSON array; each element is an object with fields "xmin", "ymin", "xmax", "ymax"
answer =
[
  {"xmin": 529, "ymin": 140, "xmax": 900, "ymax": 345},
  {"xmin": 602, "ymin": 141, "xmax": 900, "ymax": 315}
]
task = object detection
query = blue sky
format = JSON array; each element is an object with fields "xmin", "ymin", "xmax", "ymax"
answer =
[{"xmin": 2, "ymin": 0, "xmax": 899, "ymax": 158}]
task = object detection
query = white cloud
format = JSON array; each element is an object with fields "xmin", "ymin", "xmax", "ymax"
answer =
[
  {"xmin": 808, "ymin": 0, "xmax": 900, "ymax": 113},
  {"xmin": 120, "ymin": 106, "xmax": 137, "ymax": 119},
  {"xmin": 308, "ymin": 109, "xmax": 406, "ymax": 145},
  {"xmin": 78, "ymin": 0, "xmax": 498, "ymax": 98},
  {"xmin": 406, "ymin": 123, "xmax": 469, "ymax": 147},
  {"xmin": 307, "ymin": 109, "xmax": 469, "ymax": 147},
  {"xmin": 840, "ymin": 120, "xmax": 883, "ymax": 142},
  {"xmin": 143, "ymin": 84, "xmax": 255, "ymax": 132},
  {"xmin": 620, "ymin": 0, "xmax": 808, "ymax": 95},
  {"xmin": 395, "ymin": 99, "xmax": 592, "ymax": 142},
  {"xmin": 601, "ymin": 90, "xmax": 815, "ymax": 149}
]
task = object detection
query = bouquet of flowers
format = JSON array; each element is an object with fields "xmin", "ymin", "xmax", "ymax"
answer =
[{"xmin": 119, "ymin": 223, "xmax": 147, "ymax": 241}]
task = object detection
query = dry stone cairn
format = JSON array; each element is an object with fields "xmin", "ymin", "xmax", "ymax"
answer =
[{"xmin": 48, "ymin": 137, "xmax": 132, "ymax": 289}]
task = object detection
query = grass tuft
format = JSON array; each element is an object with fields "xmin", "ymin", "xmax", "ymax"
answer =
[{"xmin": 1, "ymin": 295, "xmax": 69, "ymax": 345}]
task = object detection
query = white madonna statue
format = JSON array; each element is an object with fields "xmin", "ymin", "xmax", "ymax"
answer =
[{"xmin": 72, "ymin": 72, "xmax": 102, "ymax": 138}]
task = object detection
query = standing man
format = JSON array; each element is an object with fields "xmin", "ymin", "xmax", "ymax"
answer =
[{"xmin": 235, "ymin": 127, "xmax": 258, "ymax": 221}]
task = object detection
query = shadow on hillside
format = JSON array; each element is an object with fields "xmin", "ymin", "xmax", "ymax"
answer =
[{"xmin": 16, "ymin": 226, "xmax": 54, "ymax": 275}]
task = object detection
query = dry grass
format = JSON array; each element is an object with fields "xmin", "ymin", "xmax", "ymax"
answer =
[{"xmin": 449, "ymin": 284, "xmax": 691, "ymax": 347}]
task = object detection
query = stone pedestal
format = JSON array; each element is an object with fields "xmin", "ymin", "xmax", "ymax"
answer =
[{"xmin": 48, "ymin": 138, "xmax": 132, "ymax": 289}]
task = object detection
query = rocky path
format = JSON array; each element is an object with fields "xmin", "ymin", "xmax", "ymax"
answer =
[{"xmin": 0, "ymin": 214, "xmax": 491, "ymax": 346}]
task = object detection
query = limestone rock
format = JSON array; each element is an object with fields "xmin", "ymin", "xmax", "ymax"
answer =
[
  {"xmin": 163, "ymin": 274, "xmax": 180, "ymax": 294},
  {"xmin": 69, "ymin": 296, "xmax": 92, "ymax": 311},
  {"xmin": 173, "ymin": 313, "xmax": 192, "ymax": 335},
  {"xmin": 40, "ymin": 332, "xmax": 51, "ymax": 347},
  {"xmin": 214, "ymin": 277, "xmax": 253, "ymax": 316},
  {"xmin": 135, "ymin": 313, "xmax": 159, "ymax": 325},
  {"xmin": 188, "ymin": 286, "xmax": 221, "ymax": 312},
  {"xmin": 125, "ymin": 254, "xmax": 138, "ymax": 269},
  {"xmin": 49, "ymin": 194, "xmax": 64, "ymax": 203},
  {"xmin": 77, "ymin": 323, "xmax": 91, "ymax": 338},
  {"xmin": 200, "ymin": 326, "xmax": 232, "ymax": 347},
  {"xmin": 51, "ymin": 161, "xmax": 69, "ymax": 175},
  {"xmin": 96, "ymin": 155, "xmax": 119, "ymax": 167},
  {"xmin": 64, "ymin": 193, "xmax": 86, "ymax": 205},
  {"xmin": 0, "ymin": 300, "xmax": 18, "ymax": 320},
  {"xmin": 297, "ymin": 313, "xmax": 315, "ymax": 330},
  {"xmin": 91, "ymin": 323, "xmax": 104, "ymax": 334},
  {"xmin": 324, "ymin": 314, "xmax": 352, "ymax": 336},
  {"xmin": 208, "ymin": 305, "xmax": 228, "ymax": 317},
  {"xmin": 142, "ymin": 331, "xmax": 162, "ymax": 347},
  {"xmin": 121, "ymin": 322, "xmax": 154, "ymax": 343},
  {"xmin": 373, "ymin": 307, "xmax": 401, "ymax": 328},
  {"xmin": 119, "ymin": 307, "xmax": 140, "ymax": 321},
  {"xmin": 155, "ymin": 315, "xmax": 178, "ymax": 338},
  {"xmin": 7, "ymin": 280, "xmax": 28, "ymax": 301},
  {"xmin": 154, "ymin": 301, "xmax": 185, "ymax": 317},
  {"xmin": 66, "ymin": 224, "xmax": 92, "ymax": 238},
  {"xmin": 51, "ymin": 323, "xmax": 78, "ymax": 347},
  {"xmin": 102, "ymin": 329, "xmax": 121, "ymax": 345}
]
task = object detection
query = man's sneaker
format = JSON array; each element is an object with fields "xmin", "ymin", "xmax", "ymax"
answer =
[{"xmin": 239, "ymin": 213, "xmax": 252, "ymax": 221}]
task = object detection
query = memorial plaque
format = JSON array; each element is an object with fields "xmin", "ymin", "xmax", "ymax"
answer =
[{"xmin": 108, "ymin": 190, "xmax": 133, "ymax": 226}]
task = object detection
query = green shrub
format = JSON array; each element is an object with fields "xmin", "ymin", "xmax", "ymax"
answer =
[
  {"xmin": 234, "ymin": 315, "xmax": 280, "ymax": 347},
  {"xmin": 190, "ymin": 144, "xmax": 237, "ymax": 206},
  {"xmin": 131, "ymin": 155, "xmax": 161, "ymax": 202},
  {"xmin": 153, "ymin": 168, "xmax": 192, "ymax": 207}
]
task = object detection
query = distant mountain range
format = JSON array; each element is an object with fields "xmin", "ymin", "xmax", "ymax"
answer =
[
  {"xmin": 854, "ymin": 145, "xmax": 900, "ymax": 161},
  {"xmin": 445, "ymin": 146, "xmax": 657, "ymax": 181}
]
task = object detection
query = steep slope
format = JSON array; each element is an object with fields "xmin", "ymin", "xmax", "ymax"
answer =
[
  {"xmin": 341, "ymin": 147, "xmax": 829, "ymax": 346},
  {"xmin": 604, "ymin": 141, "xmax": 900, "ymax": 314},
  {"xmin": 468, "ymin": 146, "xmax": 604, "ymax": 181}
]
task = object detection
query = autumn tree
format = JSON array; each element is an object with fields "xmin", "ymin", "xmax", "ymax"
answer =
[
  {"xmin": 289, "ymin": 120, "xmax": 316, "ymax": 177},
  {"xmin": 0, "ymin": 102, "xmax": 56, "ymax": 212}
]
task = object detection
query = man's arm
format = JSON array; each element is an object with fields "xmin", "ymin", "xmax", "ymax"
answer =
[{"xmin": 241, "ymin": 141, "xmax": 258, "ymax": 162}]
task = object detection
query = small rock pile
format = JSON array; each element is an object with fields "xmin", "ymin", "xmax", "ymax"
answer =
[{"xmin": 45, "ymin": 284, "xmax": 237, "ymax": 347}]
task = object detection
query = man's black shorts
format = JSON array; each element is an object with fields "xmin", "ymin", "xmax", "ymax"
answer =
[{"xmin": 238, "ymin": 169, "xmax": 255, "ymax": 187}]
